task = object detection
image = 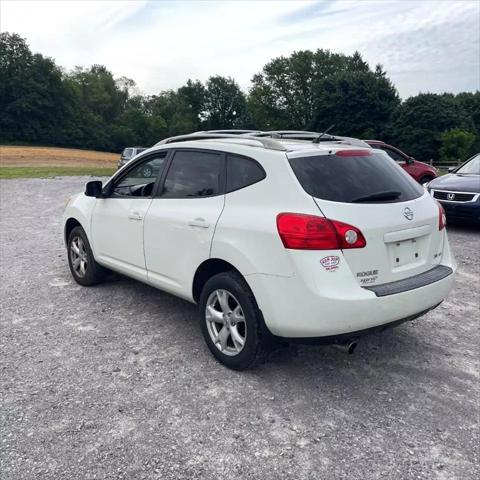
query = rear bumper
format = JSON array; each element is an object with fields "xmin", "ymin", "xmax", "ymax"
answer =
[
  {"xmin": 245, "ymin": 238, "xmax": 456, "ymax": 338},
  {"xmin": 363, "ymin": 265, "xmax": 452, "ymax": 297},
  {"xmin": 280, "ymin": 305, "xmax": 440, "ymax": 345}
]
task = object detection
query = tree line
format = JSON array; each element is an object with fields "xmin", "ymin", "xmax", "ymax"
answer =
[{"xmin": 1, "ymin": 32, "xmax": 478, "ymax": 162}]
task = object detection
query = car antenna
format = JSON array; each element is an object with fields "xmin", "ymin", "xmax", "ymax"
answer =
[{"xmin": 312, "ymin": 124, "xmax": 335, "ymax": 144}]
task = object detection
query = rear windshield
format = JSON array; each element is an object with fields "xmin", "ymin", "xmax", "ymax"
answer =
[{"xmin": 288, "ymin": 151, "xmax": 424, "ymax": 203}]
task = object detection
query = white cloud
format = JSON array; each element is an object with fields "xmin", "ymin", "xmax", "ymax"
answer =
[{"xmin": 1, "ymin": 0, "xmax": 478, "ymax": 98}]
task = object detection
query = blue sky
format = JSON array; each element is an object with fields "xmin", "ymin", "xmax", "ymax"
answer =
[{"xmin": 1, "ymin": 0, "xmax": 479, "ymax": 98}]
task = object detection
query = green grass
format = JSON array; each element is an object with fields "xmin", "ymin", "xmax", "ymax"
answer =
[{"xmin": 0, "ymin": 166, "xmax": 116, "ymax": 179}]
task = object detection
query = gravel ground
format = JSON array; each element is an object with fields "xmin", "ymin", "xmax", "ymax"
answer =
[{"xmin": 1, "ymin": 177, "xmax": 479, "ymax": 480}]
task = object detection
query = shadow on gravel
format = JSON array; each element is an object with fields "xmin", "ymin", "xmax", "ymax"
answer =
[{"xmin": 99, "ymin": 270, "xmax": 447, "ymax": 384}]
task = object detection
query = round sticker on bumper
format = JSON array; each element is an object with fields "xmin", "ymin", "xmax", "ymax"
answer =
[{"xmin": 320, "ymin": 255, "xmax": 340, "ymax": 271}]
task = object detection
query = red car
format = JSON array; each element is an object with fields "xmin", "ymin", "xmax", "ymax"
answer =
[{"xmin": 365, "ymin": 140, "xmax": 438, "ymax": 184}]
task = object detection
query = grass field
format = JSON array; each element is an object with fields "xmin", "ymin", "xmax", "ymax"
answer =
[{"xmin": 0, "ymin": 146, "xmax": 118, "ymax": 179}]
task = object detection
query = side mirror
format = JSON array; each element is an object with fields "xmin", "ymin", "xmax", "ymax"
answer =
[
  {"xmin": 448, "ymin": 167, "xmax": 455, "ymax": 173},
  {"xmin": 407, "ymin": 156, "xmax": 415, "ymax": 165},
  {"xmin": 85, "ymin": 181, "xmax": 104, "ymax": 198}
]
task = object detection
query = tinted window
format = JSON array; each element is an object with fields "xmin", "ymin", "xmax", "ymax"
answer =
[
  {"xmin": 382, "ymin": 146, "xmax": 405, "ymax": 163},
  {"xmin": 226, "ymin": 154, "xmax": 265, "ymax": 192},
  {"xmin": 289, "ymin": 151, "xmax": 423, "ymax": 203},
  {"xmin": 162, "ymin": 150, "xmax": 223, "ymax": 198},
  {"xmin": 113, "ymin": 154, "xmax": 167, "ymax": 197}
]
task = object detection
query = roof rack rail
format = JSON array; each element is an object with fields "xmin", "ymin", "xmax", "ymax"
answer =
[
  {"xmin": 197, "ymin": 129, "xmax": 262, "ymax": 135},
  {"xmin": 156, "ymin": 133, "xmax": 288, "ymax": 151},
  {"xmin": 248, "ymin": 130, "xmax": 336, "ymax": 140},
  {"xmin": 247, "ymin": 130, "xmax": 370, "ymax": 148}
]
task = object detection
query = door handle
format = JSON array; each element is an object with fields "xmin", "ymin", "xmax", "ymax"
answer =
[
  {"xmin": 188, "ymin": 218, "xmax": 210, "ymax": 228},
  {"xmin": 128, "ymin": 211, "xmax": 143, "ymax": 221}
]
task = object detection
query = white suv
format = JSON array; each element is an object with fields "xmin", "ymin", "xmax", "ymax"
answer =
[{"xmin": 63, "ymin": 134, "xmax": 456, "ymax": 369}]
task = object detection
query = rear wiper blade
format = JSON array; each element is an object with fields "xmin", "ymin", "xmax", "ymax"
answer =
[{"xmin": 351, "ymin": 191, "xmax": 401, "ymax": 203}]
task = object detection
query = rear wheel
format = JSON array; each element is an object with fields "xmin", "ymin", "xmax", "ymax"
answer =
[
  {"xmin": 68, "ymin": 226, "xmax": 108, "ymax": 286},
  {"xmin": 199, "ymin": 271, "xmax": 267, "ymax": 370}
]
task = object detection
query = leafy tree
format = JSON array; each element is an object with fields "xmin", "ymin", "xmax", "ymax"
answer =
[
  {"xmin": 1, "ymin": 31, "xmax": 479, "ymax": 159},
  {"xmin": 203, "ymin": 76, "xmax": 246, "ymax": 129},
  {"xmin": 309, "ymin": 64, "xmax": 399, "ymax": 138},
  {"xmin": 178, "ymin": 79, "xmax": 206, "ymax": 123},
  {"xmin": 248, "ymin": 49, "xmax": 398, "ymax": 136},
  {"xmin": 0, "ymin": 32, "xmax": 72, "ymax": 145},
  {"xmin": 116, "ymin": 95, "xmax": 167, "ymax": 147},
  {"xmin": 388, "ymin": 93, "xmax": 476, "ymax": 161},
  {"xmin": 439, "ymin": 129, "xmax": 476, "ymax": 162},
  {"xmin": 146, "ymin": 90, "xmax": 200, "ymax": 137},
  {"xmin": 454, "ymin": 91, "xmax": 480, "ymax": 151}
]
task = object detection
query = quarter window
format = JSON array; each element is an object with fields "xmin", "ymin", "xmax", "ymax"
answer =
[
  {"xmin": 226, "ymin": 154, "xmax": 265, "ymax": 192},
  {"xmin": 113, "ymin": 154, "xmax": 167, "ymax": 197},
  {"xmin": 162, "ymin": 150, "xmax": 223, "ymax": 198}
]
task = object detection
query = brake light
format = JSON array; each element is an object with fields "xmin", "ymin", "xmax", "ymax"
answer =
[
  {"xmin": 438, "ymin": 202, "xmax": 446, "ymax": 230},
  {"xmin": 335, "ymin": 150, "xmax": 371, "ymax": 157},
  {"xmin": 276, "ymin": 213, "xmax": 366, "ymax": 250}
]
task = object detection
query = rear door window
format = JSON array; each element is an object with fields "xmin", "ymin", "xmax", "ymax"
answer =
[
  {"xmin": 162, "ymin": 150, "xmax": 224, "ymax": 198},
  {"xmin": 226, "ymin": 154, "xmax": 265, "ymax": 192},
  {"xmin": 288, "ymin": 151, "xmax": 423, "ymax": 203}
]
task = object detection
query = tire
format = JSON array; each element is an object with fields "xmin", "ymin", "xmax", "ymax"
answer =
[
  {"xmin": 199, "ymin": 271, "xmax": 267, "ymax": 370},
  {"xmin": 141, "ymin": 165, "xmax": 153, "ymax": 178},
  {"xmin": 67, "ymin": 226, "xmax": 108, "ymax": 286},
  {"xmin": 419, "ymin": 175, "xmax": 434, "ymax": 185}
]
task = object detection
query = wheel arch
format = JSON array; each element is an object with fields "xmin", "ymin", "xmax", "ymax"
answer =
[
  {"xmin": 418, "ymin": 173, "xmax": 435, "ymax": 185},
  {"xmin": 192, "ymin": 258, "xmax": 245, "ymax": 303},
  {"xmin": 64, "ymin": 217, "xmax": 83, "ymax": 246}
]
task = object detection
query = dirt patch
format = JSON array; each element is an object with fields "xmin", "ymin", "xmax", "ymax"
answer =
[{"xmin": 0, "ymin": 146, "xmax": 118, "ymax": 167}]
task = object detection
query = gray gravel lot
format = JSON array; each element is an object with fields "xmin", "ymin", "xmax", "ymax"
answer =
[{"xmin": 1, "ymin": 176, "xmax": 479, "ymax": 480}]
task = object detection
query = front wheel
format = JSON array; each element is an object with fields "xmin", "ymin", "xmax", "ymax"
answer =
[
  {"xmin": 67, "ymin": 226, "xmax": 108, "ymax": 286},
  {"xmin": 419, "ymin": 175, "xmax": 434, "ymax": 185},
  {"xmin": 199, "ymin": 271, "xmax": 267, "ymax": 370},
  {"xmin": 141, "ymin": 165, "xmax": 153, "ymax": 178}
]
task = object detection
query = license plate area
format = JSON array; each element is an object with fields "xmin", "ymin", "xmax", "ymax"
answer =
[{"xmin": 388, "ymin": 238, "xmax": 424, "ymax": 269}]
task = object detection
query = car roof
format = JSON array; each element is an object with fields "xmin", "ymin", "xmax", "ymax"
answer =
[{"xmin": 151, "ymin": 136, "xmax": 372, "ymax": 160}]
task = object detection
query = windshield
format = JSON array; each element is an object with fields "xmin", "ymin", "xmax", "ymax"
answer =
[
  {"xmin": 457, "ymin": 154, "xmax": 480, "ymax": 175},
  {"xmin": 123, "ymin": 148, "xmax": 134, "ymax": 158},
  {"xmin": 288, "ymin": 151, "xmax": 424, "ymax": 203}
]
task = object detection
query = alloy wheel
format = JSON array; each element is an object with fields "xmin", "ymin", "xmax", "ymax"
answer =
[
  {"xmin": 70, "ymin": 236, "xmax": 88, "ymax": 278},
  {"xmin": 142, "ymin": 166, "xmax": 153, "ymax": 178},
  {"xmin": 205, "ymin": 289, "xmax": 247, "ymax": 356}
]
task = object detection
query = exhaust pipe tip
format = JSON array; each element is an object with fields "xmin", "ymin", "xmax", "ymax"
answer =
[{"xmin": 332, "ymin": 340, "xmax": 357, "ymax": 354}]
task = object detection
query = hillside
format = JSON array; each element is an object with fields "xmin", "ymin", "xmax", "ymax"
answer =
[{"xmin": 0, "ymin": 146, "xmax": 118, "ymax": 179}]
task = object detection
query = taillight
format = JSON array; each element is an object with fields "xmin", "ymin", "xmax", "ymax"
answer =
[
  {"xmin": 331, "ymin": 219, "xmax": 367, "ymax": 249},
  {"xmin": 276, "ymin": 213, "xmax": 366, "ymax": 250},
  {"xmin": 438, "ymin": 202, "xmax": 446, "ymax": 230}
]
